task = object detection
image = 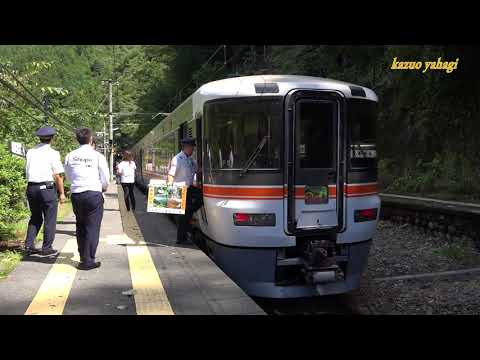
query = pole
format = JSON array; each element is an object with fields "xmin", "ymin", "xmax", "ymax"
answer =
[
  {"xmin": 103, "ymin": 116, "xmax": 107, "ymax": 157},
  {"xmin": 108, "ymin": 80, "xmax": 114, "ymax": 182},
  {"xmin": 43, "ymin": 94, "xmax": 49, "ymax": 124}
]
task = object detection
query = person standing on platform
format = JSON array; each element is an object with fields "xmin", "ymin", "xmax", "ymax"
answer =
[
  {"xmin": 24, "ymin": 126, "xmax": 66, "ymax": 256},
  {"xmin": 167, "ymin": 137, "xmax": 203, "ymax": 244},
  {"xmin": 117, "ymin": 150, "xmax": 137, "ymax": 212},
  {"xmin": 64, "ymin": 128, "xmax": 109, "ymax": 270}
]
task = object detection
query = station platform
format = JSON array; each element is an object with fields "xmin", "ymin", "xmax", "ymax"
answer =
[{"xmin": 0, "ymin": 183, "xmax": 265, "ymax": 315}]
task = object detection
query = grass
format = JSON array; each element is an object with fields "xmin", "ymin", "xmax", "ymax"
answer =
[
  {"xmin": 0, "ymin": 200, "xmax": 73, "ymax": 280},
  {"xmin": 0, "ymin": 250, "xmax": 23, "ymax": 280},
  {"xmin": 433, "ymin": 242, "xmax": 476, "ymax": 263}
]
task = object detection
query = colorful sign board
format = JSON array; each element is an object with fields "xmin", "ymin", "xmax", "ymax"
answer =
[
  {"xmin": 147, "ymin": 179, "xmax": 187, "ymax": 215},
  {"xmin": 304, "ymin": 185, "xmax": 329, "ymax": 205}
]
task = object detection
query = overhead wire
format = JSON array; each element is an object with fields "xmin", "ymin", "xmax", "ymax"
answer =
[
  {"xmin": 159, "ymin": 45, "xmax": 225, "ymax": 116},
  {"xmin": 0, "ymin": 66, "xmax": 76, "ymax": 131},
  {"xmin": 0, "ymin": 94, "xmax": 44, "ymax": 124},
  {"xmin": 0, "ymin": 66, "xmax": 77, "ymax": 138}
]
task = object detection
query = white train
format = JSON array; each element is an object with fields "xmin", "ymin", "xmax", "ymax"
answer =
[{"xmin": 132, "ymin": 75, "xmax": 380, "ymax": 298}]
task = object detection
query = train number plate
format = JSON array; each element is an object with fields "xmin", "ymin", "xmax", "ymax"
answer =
[
  {"xmin": 304, "ymin": 185, "xmax": 328, "ymax": 205},
  {"xmin": 350, "ymin": 149, "xmax": 377, "ymax": 158}
]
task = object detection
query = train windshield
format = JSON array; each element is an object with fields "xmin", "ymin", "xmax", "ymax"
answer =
[
  {"xmin": 204, "ymin": 97, "xmax": 282, "ymax": 170},
  {"xmin": 349, "ymin": 99, "xmax": 377, "ymax": 145},
  {"xmin": 348, "ymin": 99, "xmax": 378, "ymax": 169}
]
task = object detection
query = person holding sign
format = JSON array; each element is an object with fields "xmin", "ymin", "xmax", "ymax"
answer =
[
  {"xmin": 167, "ymin": 137, "xmax": 203, "ymax": 244},
  {"xmin": 117, "ymin": 150, "xmax": 137, "ymax": 212},
  {"xmin": 24, "ymin": 126, "xmax": 66, "ymax": 256}
]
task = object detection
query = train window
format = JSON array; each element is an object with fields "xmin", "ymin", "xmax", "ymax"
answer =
[
  {"xmin": 349, "ymin": 99, "xmax": 377, "ymax": 145},
  {"xmin": 204, "ymin": 97, "xmax": 282, "ymax": 171},
  {"xmin": 297, "ymin": 101, "xmax": 335, "ymax": 169},
  {"xmin": 348, "ymin": 99, "xmax": 378, "ymax": 169}
]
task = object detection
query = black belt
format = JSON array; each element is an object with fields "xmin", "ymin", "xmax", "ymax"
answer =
[{"xmin": 28, "ymin": 182, "xmax": 54, "ymax": 186}]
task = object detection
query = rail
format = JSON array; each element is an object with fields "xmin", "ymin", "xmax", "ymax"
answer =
[{"xmin": 379, "ymin": 193, "xmax": 480, "ymax": 243}]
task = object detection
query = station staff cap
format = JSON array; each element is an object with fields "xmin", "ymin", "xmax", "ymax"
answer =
[
  {"xmin": 181, "ymin": 137, "xmax": 196, "ymax": 146},
  {"xmin": 35, "ymin": 126, "xmax": 56, "ymax": 137}
]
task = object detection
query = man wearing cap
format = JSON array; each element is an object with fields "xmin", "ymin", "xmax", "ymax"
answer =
[
  {"xmin": 24, "ymin": 126, "xmax": 66, "ymax": 256},
  {"xmin": 167, "ymin": 137, "xmax": 203, "ymax": 244},
  {"xmin": 64, "ymin": 128, "xmax": 110, "ymax": 270}
]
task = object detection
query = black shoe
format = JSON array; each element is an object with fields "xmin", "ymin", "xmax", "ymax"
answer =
[
  {"xmin": 24, "ymin": 247, "xmax": 40, "ymax": 256},
  {"xmin": 78, "ymin": 262, "xmax": 101, "ymax": 270},
  {"xmin": 176, "ymin": 235, "xmax": 192, "ymax": 245},
  {"xmin": 39, "ymin": 248, "xmax": 59, "ymax": 256}
]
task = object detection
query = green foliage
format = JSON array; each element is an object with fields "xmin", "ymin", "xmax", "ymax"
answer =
[
  {"xmin": 433, "ymin": 242, "xmax": 474, "ymax": 263},
  {"xmin": 1, "ymin": 45, "xmax": 479, "ymax": 210},
  {"xmin": 0, "ymin": 250, "xmax": 23, "ymax": 279},
  {"xmin": 0, "ymin": 146, "xmax": 28, "ymax": 240}
]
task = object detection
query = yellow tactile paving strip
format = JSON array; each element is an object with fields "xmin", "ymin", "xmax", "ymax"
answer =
[
  {"xmin": 24, "ymin": 238, "xmax": 80, "ymax": 315},
  {"xmin": 126, "ymin": 240, "xmax": 174, "ymax": 315}
]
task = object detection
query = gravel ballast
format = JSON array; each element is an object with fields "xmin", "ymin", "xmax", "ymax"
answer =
[{"xmin": 354, "ymin": 219, "xmax": 480, "ymax": 314}]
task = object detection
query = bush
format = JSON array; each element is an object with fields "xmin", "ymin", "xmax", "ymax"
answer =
[
  {"xmin": 0, "ymin": 145, "xmax": 28, "ymax": 240},
  {"xmin": 384, "ymin": 151, "xmax": 480, "ymax": 199}
]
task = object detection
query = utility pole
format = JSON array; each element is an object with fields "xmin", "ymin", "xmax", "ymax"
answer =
[
  {"xmin": 43, "ymin": 94, "xmax": 49, "ymax": 124},
  {"xmin": 103, "ymin": 115, "xmax": 107, "ymax": 157},
  {"xmin": 102, "ymin": 79, "xmax": 117, "ymax": 182},
  {"xmin": 108, "ymin": 80, "xmax": 114, "ymax": 182}
]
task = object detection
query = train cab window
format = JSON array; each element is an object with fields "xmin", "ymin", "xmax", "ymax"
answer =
[
  {"xmin": 348, "ymin": 99, "xmax": 378, "ymax": 169},
  {"xmin": 297, "ymin": 101, "xmax": 335, "ymax": 169},
  {"xmin": 204, "ymin": 97, "xmax": 282, "ymax": 171}
]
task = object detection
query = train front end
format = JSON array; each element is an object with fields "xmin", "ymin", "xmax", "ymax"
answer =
[{"xmin": 197, "ymin": 76, "xmax": 379, "ymax": 298}]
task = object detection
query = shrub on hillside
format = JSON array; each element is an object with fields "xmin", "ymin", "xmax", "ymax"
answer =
[{"xmin": 0, "ymin": 145, "xmax": 28, "ymax": 240}]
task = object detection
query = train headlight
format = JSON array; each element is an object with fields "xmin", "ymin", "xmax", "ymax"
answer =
[
  {"xmin": 233, "ymin": 213, "xmax": 276, "ymax": 226},
  {"xmin": 354, "ymin": 208, "xmax": 378, "ymax": 222}
]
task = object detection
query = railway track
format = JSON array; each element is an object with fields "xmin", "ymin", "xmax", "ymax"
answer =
[
  {"xmin": 252, "ymin": 293, "xmax": 366, "ymax": 315},
  {"xmin": 380, "ymin": 193, "xmax": 480, "ymax": 249},
  {"xmin": 256, "ymin": 194, "xmax": 480, "ymax": 315}
]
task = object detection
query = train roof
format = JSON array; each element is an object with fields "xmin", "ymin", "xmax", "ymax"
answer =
[{"xmin": 195, "ymin": 75, "xmax": 378, "ymax": 102}]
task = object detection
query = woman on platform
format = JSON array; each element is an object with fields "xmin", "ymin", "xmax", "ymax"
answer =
[{"xmin": 117, "ymin": 151, "xmax": 136, "ymax": 211}]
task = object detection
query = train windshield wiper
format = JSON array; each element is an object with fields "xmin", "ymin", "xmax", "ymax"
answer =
[{"xmin": 240, "ymin": 136, "xmax": 269, "ymax": 175}]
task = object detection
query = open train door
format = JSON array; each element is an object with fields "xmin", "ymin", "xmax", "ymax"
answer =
[{"xmin": 285, "ymin": 90, "xmax": 345, "ymax": 235}]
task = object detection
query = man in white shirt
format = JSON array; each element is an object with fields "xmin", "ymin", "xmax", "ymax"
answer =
[
  {"xmin": 64, "ymin": 128, "xmax": 110, "ymax": 270},
  {"xmin": 167, "ymin": 137, "xmax": 203, "ymax": 244},
  {"xmin": 24, "ymin": 126, "xmax": 66, "ymax": 256}
]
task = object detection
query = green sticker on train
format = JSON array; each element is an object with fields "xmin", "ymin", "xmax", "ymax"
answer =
[{"xmin": 304, "ymin": 185, "xmax": 328, "ymax": 204}]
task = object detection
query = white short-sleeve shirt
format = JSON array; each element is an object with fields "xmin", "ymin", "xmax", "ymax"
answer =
[
  {"xmin": 117, "ymin": 161, "xmax": 136, "ymax": 183},
  {"xmin": 25, "ymin": 143, "xmax": 64, "ymax": 183},
  {"xmin": 168, "ymin": 151, "xmax": 197, "ymax": 186},
  {"xmin": 64, "ymin": 145, "xmax": 110, "ymax": 193}
]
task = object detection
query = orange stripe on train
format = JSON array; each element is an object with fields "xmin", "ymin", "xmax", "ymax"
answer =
[{"xmin": 202, "ymin": 184, "xmax": 378, "ymax": 199}]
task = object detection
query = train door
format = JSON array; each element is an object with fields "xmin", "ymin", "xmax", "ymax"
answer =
[
  {"xmin": 195, "ymin": 117, "xmax": 203, "ymax": 187},
  {"xmin": 285, "ymin": 90, "xmax": 345, "ymax": 234}
]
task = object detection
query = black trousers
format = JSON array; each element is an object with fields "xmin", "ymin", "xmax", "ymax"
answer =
[
  {"xmin": 25, "ymin": 184, "xmax": 58, "ymax": 250},
  {"xmin": 71, "ymin": 191, "xmax": 104, "ymax": 265},
  {"xmin": 121, "ymin": 183, "xmax": 136, "ymax": 210},
  {"xmin": 177, "ymin": 186, "xmax": 203, "ymax": 242}
]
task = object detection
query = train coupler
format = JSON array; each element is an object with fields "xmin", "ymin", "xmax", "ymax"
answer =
[{"xmin": 302, "ymin": 240, "xmax": 344, "ymax": 284}]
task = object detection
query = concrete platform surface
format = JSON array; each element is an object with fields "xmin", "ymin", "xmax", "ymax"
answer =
[{"xmin": 0, "ymin": 183, "xmax": 264, "ymax": 315}]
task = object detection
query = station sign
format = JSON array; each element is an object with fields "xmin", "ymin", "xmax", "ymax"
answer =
[{"xmin": 9, "ymin": 141, "xmax": 26, "ymax": 158}]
